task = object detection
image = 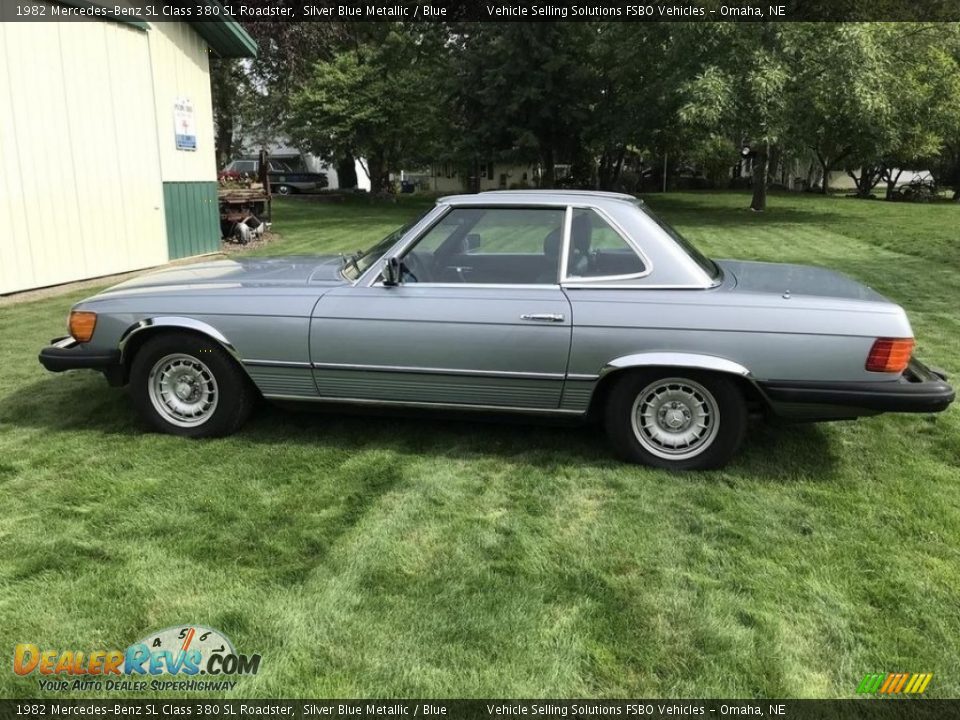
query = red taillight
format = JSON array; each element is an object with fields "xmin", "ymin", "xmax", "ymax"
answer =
[{"xmin": 866, "ymin": 338, "xmax": 914, "ymax": 373}]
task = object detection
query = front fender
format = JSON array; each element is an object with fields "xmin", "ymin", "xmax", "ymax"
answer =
[{"xmin": 117, "ymin": 317, "xmax": 240, "ymax": 362}]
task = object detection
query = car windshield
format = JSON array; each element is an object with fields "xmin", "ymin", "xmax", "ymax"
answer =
[
  {"xmin": 340, "ymin": 220, "xmax": 418, "ymax": 281},
  {"xmin": 636, "ymin": 202, "xmax": 721, "ymax": 280}
]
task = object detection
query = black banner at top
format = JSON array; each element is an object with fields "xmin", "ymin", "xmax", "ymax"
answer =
[
  {"xmin": 0, "ymin": 700, "xmax": 960, "ymax": 720},
  {"xmin": 3, "ymin": 0, "xmax": 960, "ymax": 22}
]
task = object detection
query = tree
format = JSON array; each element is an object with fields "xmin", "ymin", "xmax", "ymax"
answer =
[
  {"xmin": 210, "ymin": 57, "xmax": 250, "ymax": 169},
  {"xmin": 678, "ymin": 23, "xmax": 789, "ymax": 210},
  {"xmin": 286, "ymin": 26, "xmax": 445, "ymax": 192},
  {"xmin": 448, "ymin": 22, "xmax": 595, "ymax": 187},
  {"xmin": 584, "ymin": 23, "xmax": 719, "ymax": 191},
  {"xmin": 786, "ymin": 23, "xmax": 960, "ymax": 198}
]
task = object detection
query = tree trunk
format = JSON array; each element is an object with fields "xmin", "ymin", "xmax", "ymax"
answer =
[
  {"xmin": 598, "ymin": 150, "xmax": 613, "ymax": 191},
  {"xmin": 818, "ymin": 158, "xmax": 830, "ymax": 194},
  {"xmin": 750, "ymin": 142, "xmax": 769, "ymax": 211},
  {"xmin": 215, "ymin": 118, "xmax": 234, "ymax": 171},
  {"xmin": 883, "ymin": 167, "xmax": 903, "ymax": 200},
  {"xmin": 612, "ymin": 148, "xmax": 625, "ymax": 189},
  {"xmin": 365, "ymin": 152, "xmax": 388, "ymax": 194},
  {"xmin": 336, "ymin": 154, "xmax": 358, "ymax": 189},
  {"xmin": 847, "ymin": 165, "xmax": 881, "ymax": 198},
  {"xmin": 768, "ymin": 144, "xmax": 782, "ymax": 187},
  {"xmin": 541, "ymin": 146, "xmax": 556, "ymax": 188}
]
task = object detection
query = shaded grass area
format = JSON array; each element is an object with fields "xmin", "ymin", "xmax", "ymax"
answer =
[{"xmin": 0, "ymin": 192, "xmax": 957, "ymax": 699}]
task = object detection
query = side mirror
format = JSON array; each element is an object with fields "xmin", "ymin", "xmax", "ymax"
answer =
[
  {"xmin": 464, "ymin": 233, "xmax": 481, "ymax": 252},
  {"xmin": 382, "ymin": 256, "xmax": 402, "ymax": 286}
]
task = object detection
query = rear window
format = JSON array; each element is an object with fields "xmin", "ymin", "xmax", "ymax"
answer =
[{"xmin": 637, "ymin": 202, "xmax": 721, "ymax": 281}]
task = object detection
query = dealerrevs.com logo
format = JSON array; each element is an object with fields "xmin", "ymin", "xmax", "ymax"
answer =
[{"xmin": 13, "ymin": 625, "xmax": 261, "ymax": 692}]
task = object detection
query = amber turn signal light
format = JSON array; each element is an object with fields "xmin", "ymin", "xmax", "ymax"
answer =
[
  {"xmin": 68, "ymin": 311, "xmax": 97, "ymax": 343},
  {"xmin": 866, "ymin": 338, "xmax": 914, "ymax": 373}
]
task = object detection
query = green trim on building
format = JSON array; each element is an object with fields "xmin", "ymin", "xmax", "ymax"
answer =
[
  {"xmin": 192, "ymin": 5, "xmax": 258, "ymax": 58},
  {"xmin": 163, "ymin": 182, "xmax": 221, "ymax": 260}
]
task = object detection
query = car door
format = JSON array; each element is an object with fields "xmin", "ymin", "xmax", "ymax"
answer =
[{"xmin": 309, "ymin": 205, "xmax": 574, "ymax": 410}]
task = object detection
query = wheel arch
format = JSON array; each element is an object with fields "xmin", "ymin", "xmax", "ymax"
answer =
[
  {"xmin": 586, "ymin": 352, "xmax": 769, "ymax": 418},
  {"xmin": 118, "ymin": 317, "xmax": 253, "ymax": 386}
]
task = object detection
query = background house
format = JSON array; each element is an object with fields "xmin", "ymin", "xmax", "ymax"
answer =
[
  {"xmin": 0, "ymin": 3, "xmax": 256, "ymax": 295},
  {"xmin": 401, "ymin": 162, "xmax": 540, "ymax": 193}
]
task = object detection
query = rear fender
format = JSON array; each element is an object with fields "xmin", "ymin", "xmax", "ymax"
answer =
[
  {"xmin": 603, "ymin": 352, "xmax": 752, "ymax": 378},
  {"xmin": 589, "ymin": 352, "xmax": 769, "ymax": 416}
]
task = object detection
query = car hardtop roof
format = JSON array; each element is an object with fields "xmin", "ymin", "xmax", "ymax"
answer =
[{"xmin": 437, "ymin": 189, "xmax": 643, "ymax": 208}]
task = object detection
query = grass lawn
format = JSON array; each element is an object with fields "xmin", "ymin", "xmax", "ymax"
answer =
[{"xmin": 0, "ymin": 191, "xmax": 957, "ymax": 699}]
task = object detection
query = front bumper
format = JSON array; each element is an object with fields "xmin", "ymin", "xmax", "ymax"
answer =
[
  {"xmin": 760, "ymin": 358, "xmax": 955, "ymax": 416},
  {"xmin": 39, "ymin": 336, "xmax": 122, "ymax": 381}
]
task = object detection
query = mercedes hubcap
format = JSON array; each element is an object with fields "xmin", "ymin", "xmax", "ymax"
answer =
[
  {"xmin": 630, "ymin": 378, "xmax": 720, "ymax": 460},
  {"xmin": 148, "ymin": 354, "xmax": 219, "ymax": 428}
]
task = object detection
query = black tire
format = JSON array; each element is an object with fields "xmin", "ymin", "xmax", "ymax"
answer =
[
  {"xmin": 604, "ymin": 370, "xmax": 747, "ymax": 471},
  {"xmin": 274, "ymin": 184, "xmax": 293, "ymax": 196},
  {"xmin": 129, "ymin": 333, "xmax": 255, "ymax": 438}
]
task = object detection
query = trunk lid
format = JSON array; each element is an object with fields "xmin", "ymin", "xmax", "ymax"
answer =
[{"xmin": 717, "ymin": 259, "xmax": 890, "ymax": 303}]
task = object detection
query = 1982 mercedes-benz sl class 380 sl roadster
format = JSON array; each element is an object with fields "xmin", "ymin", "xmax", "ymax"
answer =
[{"xmin": 39, "ymin": 190, "xmax": 954, "ymax": 470}]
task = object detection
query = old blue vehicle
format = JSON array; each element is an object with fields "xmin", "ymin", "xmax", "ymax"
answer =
[{"xmin": 39, "ymin": 191, "xmax": 954, "ymax": 470}]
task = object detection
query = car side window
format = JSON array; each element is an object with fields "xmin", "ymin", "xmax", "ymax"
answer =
[
  {"xmin": 233, "ymin": 160, "xmax": 257, "ymax": 174},
  {"xmin": 565, "ymin": 208, "xmax": 646, "ymax": 279},
  {"xmin": 402, "ymin": 207, "xmax": 566, "ymax": 285}
]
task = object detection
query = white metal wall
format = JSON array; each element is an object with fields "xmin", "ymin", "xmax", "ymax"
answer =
[
  {"xmin": 0, "ymin": 21, "xmax": 167, "ymax": 295},
  {"xmin": 147, "ymin": 21, "xmax": 217, "ymax": 183}
]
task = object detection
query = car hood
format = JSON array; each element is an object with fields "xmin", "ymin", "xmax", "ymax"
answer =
[
  {"xmin": 99, "ymin": 256, "xmax": 347, "ymax": 295},
  {"xmin": 717, "ymin": 259, "xmax": 890, "ymax": 303}
]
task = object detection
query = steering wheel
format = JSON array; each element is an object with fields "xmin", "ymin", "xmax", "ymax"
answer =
[{"xmin": 402, "ymin": 251, "xmax": 428, "ymax": 283}]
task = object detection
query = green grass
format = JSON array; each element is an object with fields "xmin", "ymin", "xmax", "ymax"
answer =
[{"xmin": 0, "ymin": 191, "xmax": 957, "ymax": 699}]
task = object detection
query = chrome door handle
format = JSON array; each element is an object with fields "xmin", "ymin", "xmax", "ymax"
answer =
[{"xmin": 520, "ymin": 313, "xmax": 565, "ymax": 322}]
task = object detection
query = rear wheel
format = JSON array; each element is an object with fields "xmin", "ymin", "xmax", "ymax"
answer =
[
  {"xmin": 130, "ymin": 333, "xmax": 254, "ymax": 438},
  {"xmin": 604, "ymin": 370, "xmax": 747, "ymax": 470},
  {"xmin": 274, "ymin": 184, "xmax": 293, "ymax": 196}
]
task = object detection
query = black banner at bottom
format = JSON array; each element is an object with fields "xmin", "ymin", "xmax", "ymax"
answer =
[{"xmin": 0, "ymin": 700, "xmax": 958, "ymax": 720}]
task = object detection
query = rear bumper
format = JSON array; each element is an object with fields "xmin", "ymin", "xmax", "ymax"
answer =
[
  {"xmin": 39, "ymin": 336, "xmax": 122, "ymax": 380},
  {"xmin": 760, "ymin": 359, "xmax": 954, "ymax": 418}
]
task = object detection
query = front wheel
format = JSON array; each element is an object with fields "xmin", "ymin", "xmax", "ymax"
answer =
[
  {"xmin": 604, "ymin": 371, "xmax": 747, "ymax": 470},
  {"xmin": 273, "ymin": 184, "xmax": 293, "ymax": 196},
  {"xmin": 130, "ymin": 333, "xmax": 255, "ymax": 438}
]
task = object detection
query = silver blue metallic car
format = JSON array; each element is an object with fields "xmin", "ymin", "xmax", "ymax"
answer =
[{"xmin": 39, "ymin": 191, "xmax": 954, "ymax": 470}]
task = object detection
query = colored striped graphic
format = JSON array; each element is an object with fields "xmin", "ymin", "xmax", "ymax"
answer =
[{"xmin": 857, "ymin": 672, "xmax": 933, "ymax": 694}]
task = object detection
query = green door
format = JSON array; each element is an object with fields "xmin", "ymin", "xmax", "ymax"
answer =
[{"xmin": 163, "ymin": 181, "xmax": 220, "ymax": 259}]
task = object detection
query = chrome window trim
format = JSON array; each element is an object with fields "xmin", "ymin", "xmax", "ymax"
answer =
[
  {"xmin": 559, "ymin": 205, "xmax": 573, "ymax": 283},
  {"xmin": 560, "ymin": 205, "xmax": 654, "ymax": 284},
  {"xmin": 312, "ymin": 361, "xmax": 565, "ymax": 380},
  {"xmin": 356, "ymin": 199, "xmax": 719, "ymax": 290},
  {"xmin": 562, "ymin": 282, "xmax": 716, "ymax": 290},
  {"xmin": 367, "ymin": 281, "xmax": 564, "ymax": 290}
]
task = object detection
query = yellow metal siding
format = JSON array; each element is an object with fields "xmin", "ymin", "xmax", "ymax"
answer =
[
  {"xmin": 0, "ymin": 21, "xmax": 167, "ymax": 295},
  {"xmin": 148, "ymin": 21, "xmax": 218, "ymax": 183}
]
